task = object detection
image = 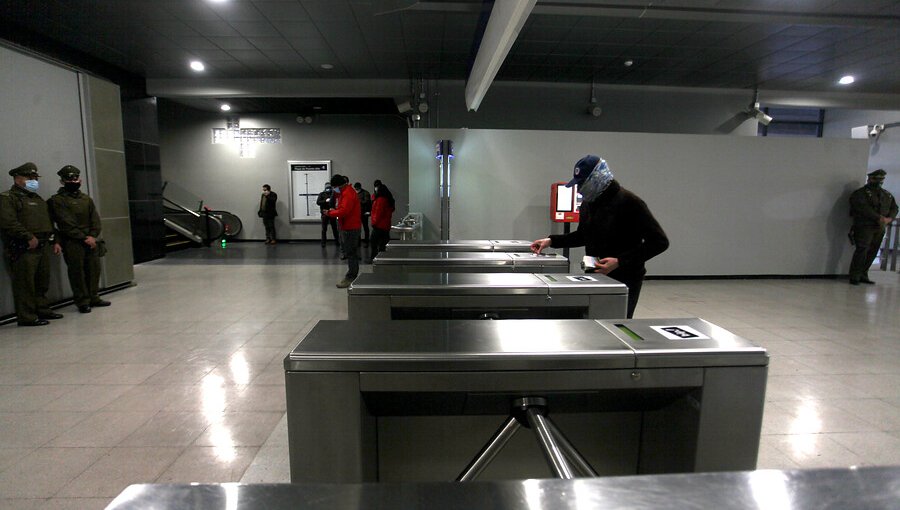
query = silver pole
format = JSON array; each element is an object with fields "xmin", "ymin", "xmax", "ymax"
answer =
[
  {"xmin": 526, "ymin": 408, "xmax": 575, "ymax": 479},
  {"xmin": 456, "ymin": 416, "xmax": 521, "ymax": 482},
  {"xmin": 546, "ymin": 417, "xmax": 598, "ymax": 477}
]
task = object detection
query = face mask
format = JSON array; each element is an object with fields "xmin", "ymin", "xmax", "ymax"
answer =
[
  {"xmin": 64, "ymin": 182, "xmax": 81, "ymax": 192},
  {"xmin": 24, "ymin": 180, "xmax": 39, "ymax": 193},
  {"xmin": 867, "ymin": 181, "xmax": 884, "ymax": 188},
  {"xmin": 332, "ymin": 186, "xmax": 341, "ymax": 195},
  {"xmin": 374, "ymin": 186, "xmax": 379, "ymax": 193},
  {"xmin": 577, "ymin": 160, "xmax": 614, "ymax": 202}
]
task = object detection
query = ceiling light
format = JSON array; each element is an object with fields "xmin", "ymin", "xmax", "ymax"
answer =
[
  {"xmin": 220, "ymin": 104, "xmax": 231, "ymax": 111},
  {"xmin": 838, "ymin": 75, "xmax": 855, "ymax": 85},
  {"xmin": 624, "ymin": 60, "xmax": 634, "ymax": 67},
  {"xmin": 320, "ymin": 64, "xmax": 334, "ymax": 70},
  {"xmin": 190, "ymin": 60, "xmax": 205, "ymax": 72}
]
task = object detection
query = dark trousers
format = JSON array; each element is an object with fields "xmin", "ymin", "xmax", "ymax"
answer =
[
  {"xmin": 370, "ymin": 227, "xmax": 390, "ymax": 261},
  {"xmin": 320, "ymin": 214, "xmax": 339, "ymax": 245},
  {"xmin": 61, "ymin": 238, "xmax": 101, "ymax": 306},
  {"xmin": 262, "ymin": 216, "xmax": 276, "ymax": 241},
  {"xmin": 604, "ymin": 269, "xmax": 643, "ymax": 319},
  {"xmin": 339, "ymin": 229, "xmax": 360, "ymax": 280},
  {"xmin": 5, "ymin": 242, "xmax": 52, "ymax": 322},
  {"xmin": 849, "ymin": 226, "xmax": 885, "ymax": 281},
  {"xmin": 360, "ymin": 212, "xmax": 370, "ymax": 243}
]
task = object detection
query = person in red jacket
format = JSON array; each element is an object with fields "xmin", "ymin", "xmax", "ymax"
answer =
[
  {"xmin": 326, "ymin": 174, "xmax": 361, "ymax": 288},
  {"xmin": 368, "ymin": 180, "xmax": 395, "ymax": 263}
]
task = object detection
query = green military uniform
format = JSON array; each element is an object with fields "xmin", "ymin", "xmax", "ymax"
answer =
[
  {"xmin": 47, "ymin": 165, "xmax": 105, "ymax": 309},
  {"xmin": 0, "ymin": 163, "xmax": 58, "ymax": 325},
  {"xmin": 848, "ymin": 169, "xmax": 899, "ymax": 284}
]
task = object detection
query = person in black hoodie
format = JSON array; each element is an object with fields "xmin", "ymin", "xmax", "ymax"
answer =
[
  {"xmin": 259, "ymin": 184, "xmax": 278, "ymax": 244},
  {"xmin": 531, "ymin": 155, "xmax": 668, "ymax": 318}
]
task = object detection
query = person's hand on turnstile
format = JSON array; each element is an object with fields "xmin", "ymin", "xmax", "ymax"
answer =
[{"xmin": 531, "ymin": 238, "xmax": 551, "ymax": 254}]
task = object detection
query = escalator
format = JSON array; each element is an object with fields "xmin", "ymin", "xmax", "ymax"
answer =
[{"xmin": 162, "ymin": 182, "xmax": 242, "ymax": 251}]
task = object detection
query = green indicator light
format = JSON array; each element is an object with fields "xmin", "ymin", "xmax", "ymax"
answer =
[{"xmin": 615, "ymin": 324, "xmax": 643, "ymax": 341}]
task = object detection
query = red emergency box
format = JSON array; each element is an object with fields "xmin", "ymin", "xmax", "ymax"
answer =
[{"xmin": 551, "ymin": 182, "xmax": 580, "ymax": 223}]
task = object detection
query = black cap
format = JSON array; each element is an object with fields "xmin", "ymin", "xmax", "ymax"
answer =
[
  {"xmin": 9, "ymin": 162, "xmax": 39, "ymax": 178},
  {"xmin": 868, "ymin": 169, "xmax": 887, "ymax": 178},
  {"xmin": 330, "ymin": 174, "xmax": 344, "ymax": 187},
  {"xmin": 58, "ymin": 165, "xmax": 81, "ymax": 180},
  {"xmin": 566, "ymin": 155, "xmax": 601, "ymax": 188}
]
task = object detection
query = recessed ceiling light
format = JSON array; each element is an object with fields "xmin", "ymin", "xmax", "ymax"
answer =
[
  {"xmin": 220, "ymin": 104, "xmax": 231, "ymax": 111},
  {"xmin": 312, "ymin": 106, "xmax": 323, "ymax": 110},
  {"xmin": 190, "ymin": 60, "xmax": 205, "ymax": 72},
  {"xmin": 624, "ymin": 60, "xmax": 634, "ymax": 67},
  {"xmin": 320, "ymin": 64, "xmax": 334, "ymax": 70},
  {"xmin": 838, "ymin": 75, "xmax": 855, "ymax": 85}
]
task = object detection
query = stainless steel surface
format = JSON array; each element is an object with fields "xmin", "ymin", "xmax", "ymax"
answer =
[
  {"xmin": 597, "ymin": 318, "xmax": 769, "ymax": 368},
  {"xmin": 285, "ymin": 320, "xmax": 635, "ymax": 372},
  {"xmin": 349, "ymin": 272, "xmax": 551, "ymax": 295},
  {"xmin": 386, "ymin": 240, "xmax": 496, "ymax": 252},
  {"xmin": 535, "ymin": 273, "xmax": 629, "ymax": 295},
  {"xmin": 490, "ymin": 240, "xmax": 534, "ymax": 252},
  {"xmin": 106, "ymin": 466, "xmax": 900, "ymax": 509},
  {"xmin": 372, "ymin": 251, "xmax": 568, "ymax": 273},
  {"xmin": 526, "ymin": 408, "xmax": 576, "ymax": 480},
  {"xmin": 456, "ymin": 416, "xmax": 522, "ymax": 482}
]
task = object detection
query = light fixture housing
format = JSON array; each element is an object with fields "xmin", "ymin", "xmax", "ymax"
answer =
[{"xmin": 189, "ymin": 60, "xmax": 205, "ymax": 72}]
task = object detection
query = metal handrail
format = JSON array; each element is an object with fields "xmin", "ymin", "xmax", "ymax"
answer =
[{"xmin": 163, "ymin": 196, "xmax": 202, "ymax": 218}]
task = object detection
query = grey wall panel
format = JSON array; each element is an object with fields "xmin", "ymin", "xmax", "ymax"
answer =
[
  {"xmin": 823, "ymin": 108, "xmax": 900, "ymax": 200},
  {"xmin": 94, "ymin": 149, "xmax": 131, "ymax": 219},
  {"xmin": 410, "ymin": 128, "xmax": 868, "ymax": 276},
  {"xmin": 0, "ymin": 46, "xmax": 85, "ymax": 318},
  {"xmin": 158, "ymin": 102, "xmax": 409, "ymax": 241},
  {"xmin": 88, "ymin": 76, "xmax": 126, "ymax": 152},
  {"xmin": 100, "ymin": 217, "xmax": 135, "ymax": 286}
]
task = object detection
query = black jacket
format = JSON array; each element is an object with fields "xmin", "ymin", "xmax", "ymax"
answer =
[
  {"xmin": 549, "ymin": 180, "xmax": 668, "ymax": 280},
  {"xmin": 259, "ymin": 192, "xmax": 277, "ymax": 218}
]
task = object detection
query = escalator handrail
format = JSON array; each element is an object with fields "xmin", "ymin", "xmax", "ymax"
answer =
[{"xmin": 163, "ymin": 196, "xmax": 202, "ymax": 218}]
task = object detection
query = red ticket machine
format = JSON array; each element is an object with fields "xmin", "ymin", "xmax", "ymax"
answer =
[{"xmin": 551, "ymin": 182, "xmax": 580, "ymax": 223}]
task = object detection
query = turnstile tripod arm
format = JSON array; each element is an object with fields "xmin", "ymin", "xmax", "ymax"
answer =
[{"xmin": 456, "ymin": 416, "xmax": 521, "ymax": 481}]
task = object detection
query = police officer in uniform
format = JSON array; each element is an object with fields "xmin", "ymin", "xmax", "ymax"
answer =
[
  {"xmin": 848, "ymin": 169, "xmax": 898, "ymax": 285},
  {"xmin": 0, "ymin": 162, "xmax": 64, "ymax": 326},
  {"xmin": 48, "ymin": 165, "xmax": 110, "ymax": 312}
]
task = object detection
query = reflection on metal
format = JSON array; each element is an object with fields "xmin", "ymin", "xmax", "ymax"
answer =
[{"xmin": 107, "ymin": 466, "xmax": 900, "ymax": 509}]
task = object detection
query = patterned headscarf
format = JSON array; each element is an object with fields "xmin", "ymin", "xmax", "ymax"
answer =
[{"xmin": 577, "ymin": 158, "xmax": 614, "ymax": 201}]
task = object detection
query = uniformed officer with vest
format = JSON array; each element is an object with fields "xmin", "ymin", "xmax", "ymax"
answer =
[
  {"xmin": 0, "ymin": 162, "xmax": 64, "ymax": 326},
  {"xmin": 848, "ymin": 169, "xmax": 898, "ymax": 285},
  {"xmin": 48, "ymin": 165, "xmax": 110, "ymax": 313}
]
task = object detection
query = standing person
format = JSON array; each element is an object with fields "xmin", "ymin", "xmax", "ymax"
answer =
[
  {"xmin": 326, "ymin": 175, "xmax": 361, "ymax": 288},
  {"xmin": 258, "ymin": 184, "xmax": 278, "ymax": 245},
  {"xmin": 848, "ymin": 169, "xmax": 897, "ymax": 285},
  {"xmin": 531, "ymin": 155, "xmax": 668, "ymax": 318},
  {"xmin": 353, "ymin": 182, "xmax": 372, "ymax": 245},
  {"xmin": 316, "ymin": 183, "xmax": 339, "ymax": 247},
  {"xmin": 369, "ymin": 180, "xmax": 395, "ymax": 263},
  {"xmin": 47, "ymin": 165, "xmax": 110, "ymax": 314},
  {"xmin": 0, "ymin": 162, "xmax": 64, "ymax": 326}
]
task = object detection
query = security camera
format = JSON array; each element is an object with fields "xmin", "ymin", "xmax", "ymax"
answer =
[
  {"xmin": 869, "ymin": 124, "xmax": 884, "ymax": 138},
  {"xmin": 754, "ymin": 108, "xmax": 773, "ymax": 126}
]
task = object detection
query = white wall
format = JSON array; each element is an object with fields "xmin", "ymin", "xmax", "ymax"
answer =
[
  {"xmin": 0, "ymin": 46, "xmax": 86, "ymax": 316},
  {"xmin": 823, "ymin": 109, "xmax": 900, "ymax": 199},
  {"xmin": 410, "ymin": 129, "xmax": 868, "ymax": 276},
  {"xmin": 158, "ymin": 103, "xmax": 409, "ymax": 240}
]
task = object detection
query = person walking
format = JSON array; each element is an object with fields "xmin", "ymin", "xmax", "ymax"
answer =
[
  {"xmin": 258, "ymin": 184, "xmax": 278, "ymax": 244},
  {"xmin": 326, "ymin": 175, "xmax": 361, "ymax": 288},
  {"xmin": 0, "ymin": 162, "xmax": 64, "ymax": 326},
  {"xmin": 48, "ymin": 165, "xmax": 110, "ymax": 313},
  {"xmin": 317, "ymin": 183, "xmax": 339, "ymax": 247},
  {"xmin": 353, "ymin": 182, "xmax": 372, "ymax": 245},
  {"xmin": 531, "ymin": 155, "xmax": 668, "ymax": 318},
  {"xmin": 369, "ymin": 180, "xmax": 395, "ymax": 263},
  {"xmin": 848, "ymin": 169, "xmax": 897, "ymax": 285}
]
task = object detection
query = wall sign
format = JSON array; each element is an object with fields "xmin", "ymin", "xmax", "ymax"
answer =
[{"xmin": 289, "ymin": 160, "xmax": 331, "ymax": 222}]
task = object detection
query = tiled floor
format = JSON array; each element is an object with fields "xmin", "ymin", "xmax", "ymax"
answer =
[{"xmin": 1, "ymin": 242, "xmax": 898, "ymax": 509}]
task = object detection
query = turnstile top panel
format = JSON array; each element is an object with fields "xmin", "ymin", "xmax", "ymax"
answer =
[
  {"xmin": 349, "ymin": 272, "xmax": 550, "ymax": 295},
  {"xmin": 386, "ymin": 240, "xmax": 495, "ymax": 252},
  {"xmin": 286, "ymin": 320, "xmax": 634, "ymax": 371},
  {"xmin": 535, "ymin": 273, "xmax": 629, "ymax": 295},
  {"xmin": 106, "ymin": 466, "xmax": 900, "ymax": 510},
  {"xmin": 597, "ymin": 318, "xmax": 769, "ymax": 367},
  {"xmin": 374, "ymin": 251, "xmax": 513, "ymax": 266},
  {"xmin": 507, "ymin": 252, "xmax": 569, "ymax": 267},
  {"xmin": 489, "ymin": 240, "xmax": 534, "ymax": 252}
]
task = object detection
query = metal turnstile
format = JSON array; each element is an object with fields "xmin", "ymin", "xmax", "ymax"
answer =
[
  {"xmin": 284, "ymin": 318, "xmax": 768, "ymax": 483},
  {"xmin": 348, "ymin": 272, "xmax": 628, "ymax": 320},
  {"xmin": 386, "ymin": 239, "xmax": 534, "ymax": 252},
  {"xmin": 372, "ymin": 251, "xmax": 568, "ymax": 273},
  {"xmin": 107, "ymin": 467, "xmax": 900, "ymax": 509}
]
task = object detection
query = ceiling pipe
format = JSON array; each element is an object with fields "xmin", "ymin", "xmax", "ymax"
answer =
[{"xmin": 464, "ymin": 0, "xmax": 536, "ymax": 112}]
